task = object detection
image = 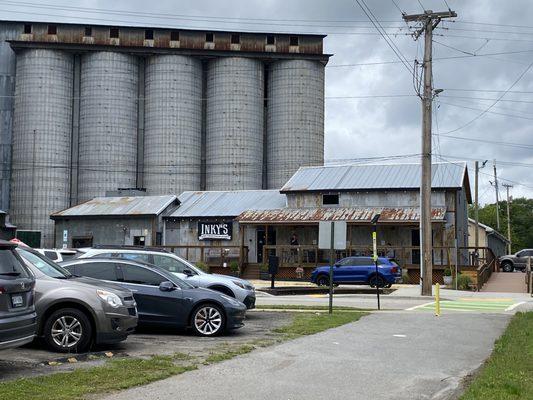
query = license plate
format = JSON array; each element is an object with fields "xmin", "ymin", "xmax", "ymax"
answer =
[{"xmin": 11, "ymin": 294, "xmax": 23, "ymax": 308}]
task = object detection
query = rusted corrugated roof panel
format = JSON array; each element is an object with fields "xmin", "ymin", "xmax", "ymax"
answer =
[
  {"xmin": 237, "ymin": 207, "xmax": 447, "ymax": 223},
  {"xmin": 281, "ymin": 162, "xmax": 468, "ymax": 193},
  {"xmin": 51, "ymin": 195, "xmax": 177, "ymax": 218}
]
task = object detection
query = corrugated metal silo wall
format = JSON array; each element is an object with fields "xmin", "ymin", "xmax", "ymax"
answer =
[
  {"xmin": 206, "ymin": 57, "xmax": 264, "ymax": 190},
  {"xmin": 144, "ymin": 55, "xmax": 202, "ymax": 195},
  {"xmin": 267, "ymin": 60, "xmax": 325, "ymax": 189},
  {"xmin": 78, "ymin": 51, "xmax": 138, "ymax": 202},
  {"xmin": 10, "ymin": 49, "xmax": 73, "ymax": 247},
  {"xmin": 0, "ymin": 23, "xmax": 19, "ymax": 212}
]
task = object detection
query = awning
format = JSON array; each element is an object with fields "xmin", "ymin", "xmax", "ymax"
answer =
[{"xmin": 237, "ymin": 207, "xmax": 447, "ymax": 224}]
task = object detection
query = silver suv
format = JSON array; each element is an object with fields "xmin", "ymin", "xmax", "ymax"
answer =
[
  {"xmin": 499, "ymin": 249, "xmax": 533, "ymax": 272},
  {"xmin": 76, "ymin": 247, "xmax": 256, "ymax": 309}
]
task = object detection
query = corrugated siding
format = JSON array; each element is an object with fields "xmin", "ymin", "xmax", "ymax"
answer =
[
  {"xmin": 171, "ymin": 190, "xmax": 287, "ymax": 218},
  {"xmin": 281, "ymin": 162, "xmax": 467, "ymax": 192},
  {"xmin": 52, "ymin": 195, "xmax": 177, "ymax": 217}
]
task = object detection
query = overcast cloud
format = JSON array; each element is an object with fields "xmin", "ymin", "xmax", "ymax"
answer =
[{"xmin": 2, "ymin": 0, "xmax": 532, "ymax": 203}]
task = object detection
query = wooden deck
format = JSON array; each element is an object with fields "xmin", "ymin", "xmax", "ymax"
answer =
[{"xmin": 480, "ymin": 272, "xmax": 527, "ymax": 293}]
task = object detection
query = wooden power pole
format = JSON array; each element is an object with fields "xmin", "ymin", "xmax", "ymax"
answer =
[
  {"xmin": 474, "ymin": 160, "xmax": 487, "ymax": 260},
  {"xmin": 502, "ymin": 183, "xmax": 513, "ymax": 253},
  {"xmin": 493, "ymin": 160, "xmax": 501, "ymax": 230},
  {"xmin": 403, "ymin": 9, "xmax": 457, "ymax": 296}
]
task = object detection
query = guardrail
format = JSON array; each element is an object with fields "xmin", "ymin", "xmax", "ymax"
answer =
[{"xmin": 476, "ymin": 259, "xmax": 494, "ymax": 292}]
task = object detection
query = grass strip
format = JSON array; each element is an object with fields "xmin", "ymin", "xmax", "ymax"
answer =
[
  {"xmin": 274, "ymin": 311, "xmax": 366, "ymax": 339},
  {"xmin": 255, "ymin": 304, "xmax": 367, "ymax": 311},
  {"xmin": 460, "ymin": 311, "xmax": 533, "ymax": 400}
]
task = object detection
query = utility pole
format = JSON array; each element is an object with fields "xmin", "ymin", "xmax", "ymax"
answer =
[
  {"xmin": 493, "ymin": 160, "xmax": 500, "ymax": 230},
  {"xmin": 403, "ymin": 9, "xmax": 457, "ymax": 296},
  {"xmin": 502, "ymin": 183, "xmax": 513, "ymax": 253},
  {"xmin": 474, "ymin": 160, "xmax": 488, "ymax": 262}
]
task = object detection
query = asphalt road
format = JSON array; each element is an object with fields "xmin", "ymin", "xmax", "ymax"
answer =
[{"xmin": 101, "ymin": 312, "xmax": 511, "ymax": 400}]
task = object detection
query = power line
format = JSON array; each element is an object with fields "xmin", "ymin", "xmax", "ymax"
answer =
[
  {"xmin": 436, "ymin": 99, "xmax": 533, "ymax": 121},
  {"xmin": 434, "ymin": 133, "xmax": 533, "ymax": 150}
]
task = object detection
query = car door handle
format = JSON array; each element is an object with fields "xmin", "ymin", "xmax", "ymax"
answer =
[{"xmin": 184, "ymin": 297, "xmax": 193, "ymax": 302}]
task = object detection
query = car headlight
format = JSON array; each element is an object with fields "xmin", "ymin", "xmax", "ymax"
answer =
[
  {"xmin": 220, "ymin": 294, "xmax": 242, "ymax": 306},
  {"xmin": 96, "ymin": 289, "xmax": 123, "ymax": 308}
]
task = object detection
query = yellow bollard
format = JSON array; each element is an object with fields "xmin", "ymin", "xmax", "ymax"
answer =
[{"xmin": 435, "ymin": 283, "xmax": 440, "ymax": 317}]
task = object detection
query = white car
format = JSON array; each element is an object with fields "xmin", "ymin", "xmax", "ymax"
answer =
[
  {"xmin": 35, "ymin": 248, "xmax": 78, "ymax": 263},
  {"xmin": 74, "ymin": 247, "xmax": 256, "ymax": 309}
]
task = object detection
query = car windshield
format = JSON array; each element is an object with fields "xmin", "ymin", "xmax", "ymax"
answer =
[{"xmin": 17, "ymin": 248, "xmax": 72, "ymax": 279}]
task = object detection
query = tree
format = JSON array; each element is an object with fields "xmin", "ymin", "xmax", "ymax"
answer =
[{"xmin": 469, "ymin": 197, "xmax": 533, "ymax": 253}]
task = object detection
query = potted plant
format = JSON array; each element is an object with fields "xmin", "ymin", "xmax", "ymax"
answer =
[
  {"xmin": 259, "ymin": 264, "xmax": 270, "ymax": 280},
  {"xmin": 229, "ymin": 261, "xmax": 240, "ymax": 277},
  {"xmin": 443, "ymin": 268, "xmax": 453, "ymax": 286},
  {"xmin": 196, "ymin": 261, "xmax": 209, "ymax": 273}
]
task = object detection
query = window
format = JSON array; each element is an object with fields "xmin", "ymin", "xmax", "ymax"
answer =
[
  {"xmin": 18, "ymin": 249, "xmax": 69, "ymax": 279},
  {"xmin": 110, "ymin": 28, "xmax": 119, "ymax": 38},
  {"xmin": 289, "ymin": 36, "xmax": 299, "ymax": 46},
  {"xmin": 266, "ymin": 35, "xmax": 275, "ymax": 45},
  {"xmin": 0, "ymin": 249, "xmax": 31, "ymax": 278},
  {"xmin": 133, "ymin": 236, "xmax": 145, "ymax": 246},
  {"xmin": 23, "ymin": 24, "xmax": 32, "ymax": 34},
  {"xmin": 77, "ymin": 262, "xmax": 117, "ymax": 281},
  {"xmin": 145, "ymin": 29, "xmax": 154, "ymax": 40},
  {"xmin": 118, "ymin": 253, "xmax": 151, "ymax": 263},
  {"xmin": 44, "ymin": 251, "xmax": 58, "ymax": 261},
  {"xmin": 322, "ymin": 194, "xmax": 339, "ymax": 205},
  {"xmin": 84, "ymin": 26, "xmax": 92, "ymax": 37},
  {"xmin": 153, "ymin": 255, "xmax": 189, "ymax": 274},
  {"xmin": 47, "ymin": 25, "xmax": 57, "ymax": 35},
  {"xmin": 205, "ymin": 32, "xmax": 214, "ymax": 42},
  {"xmin": 170, "ymin": 30, "xmax": 179, "ymax": 41},
  {"xmin": 231, "ymin": 34, "xmax": 240, "ymax": 44},
  {"xmin": 121, "ymin": 265, "xmax": 166, "ymax": 286}
]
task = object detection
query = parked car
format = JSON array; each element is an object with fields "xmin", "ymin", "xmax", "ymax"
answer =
[
  {"xmin": 35, "ymin": 248, "xmax": 78, "ymax": 263},
  {"xmin": 76, "ymin": 246, "xmax": 256, "ymax": 309},
  {"xmin": 16, "ymin": 247, "xmax": 137, "ymax": 352},
  {"xmin": 499, "ymin": 249, "xmax": 533, "ymax": 272},
  {"xmin": 310, "ymin": 256, "xmax": 402, "ymax": 288},
  {"xmin": 61, "ymin": 258, "xmax": 247, "ymax": 336},
  {"xmin": 0, "ymin": 240, "xmax": 37, "ymax": 351}
]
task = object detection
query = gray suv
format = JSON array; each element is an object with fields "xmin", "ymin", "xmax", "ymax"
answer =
[
  {"xmin": 17, "ymin": 247, "xmax": 138, "ymax": 352},
  {"xmin": 0, "ymin": 240, "xmax": 36, "ymax": 350},
  {"xmin": 499, "ymin": 249, "xmax": 533, "ymax": 272}
]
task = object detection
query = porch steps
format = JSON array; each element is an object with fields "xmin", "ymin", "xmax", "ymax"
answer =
[{"xmin": 242, "ymin": 264, "xmax": 261, "ymax": 280}]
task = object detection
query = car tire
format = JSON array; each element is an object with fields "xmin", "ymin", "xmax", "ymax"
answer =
[
  {"xmin": 191, "ymin": 304, "xmax": 226, "ymax": 337},
  {"xmin": 501, "ymin": 262, "xmax": 514, "ymax": 272},
  {"xmin": 316, "ymin": 275, "xmax": 329, "ymax": 287},
  {"xmin": 43, "ymin": 308, "xmax": 92, "ymax": 353},
  {"xmin": 369, "ymin": 275, "xmax": 385, "ymax": 288}
]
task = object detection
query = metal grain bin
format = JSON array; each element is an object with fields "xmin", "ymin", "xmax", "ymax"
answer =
[
  {"xmin": 267, "ymin": 60, "xmax": 324, "ymax": 189},
  {"xmin": 10, "ymin": 49, "xmax": 73, "ymax": 247},
  {"xmin": 206, "ymin": 57, "xmax": 264, "ymax": 190},
  {"xmin": 144, "ymin": 55, "xmax": 202, "ymax": 195},
  {"xmin": 78, "ymin": 51, "xmax": 138, "ymax": 202}
]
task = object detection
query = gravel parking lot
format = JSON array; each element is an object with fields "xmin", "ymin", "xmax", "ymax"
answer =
[{"xmin": 0, "ymin": 311, "xmax": 293, "ymax": 382}]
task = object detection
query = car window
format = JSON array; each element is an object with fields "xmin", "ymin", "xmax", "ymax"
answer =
[
  {"xmin": 18, "ymin": 248, "xmax": 70, "ymax": 279},
  {"xmin": 0, "ymin": 249, "xmax": 31, "ymax": 278},
  {"xmin": 119, "ymin": 253, "xmax": 151, "ymax": 263},
  {"xmin": 523, "ymin": 250, "xmax": 533, "ymax": 257},
  {"xmin": 91, "ymin": 253, "xmax": 116, "ymax": 259},
  {"xmin": 44, "ymin": 251, "xmax": 58, "ymax": 261},
  {"xmin": 152, "ymin": 255, "xmax": 189, "ymax": 273},
  {"xmin": 60, "ymin": 253, "xmax": 76, "ymax": 261},
  {"xmin": 354, "ymin": 258, "xmax": 373, "ymax": 266},
  {"xmin": 337, "ymin": 258, "xmax": 353, "ymax": 266},
  {"xmin": 77, "ymin": 262, "xmax": 118, "ymax": 281},
  {"xmin": 121, "ymin": 265, "xmax": 166, "ymax": 286}
]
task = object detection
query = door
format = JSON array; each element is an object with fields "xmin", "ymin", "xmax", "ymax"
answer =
[
  {"xmin": 256, "ymin": 227, "xmax": 276, "ymax": 264},
  {"xmin": 411, "ymin": 229, "xmax": 420, "ymax": 264},
  {"xmin": 117, "ymin": 264, "xmax": 187, "ymax": 327}
]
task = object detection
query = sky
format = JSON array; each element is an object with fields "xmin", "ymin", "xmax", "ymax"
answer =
[{"xmin": 1, "ymin": 0, "xmax": 532, "ymax": 204}]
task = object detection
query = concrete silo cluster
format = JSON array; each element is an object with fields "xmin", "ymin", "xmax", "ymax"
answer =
[{"xmin": 0, "ymin": 21, "xmax": 329, "ymax": 245}]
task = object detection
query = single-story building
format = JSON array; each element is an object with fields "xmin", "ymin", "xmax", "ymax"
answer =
[
  {"xmin": 51, "ymin": 195, "xmax": 179, "ymax": 248},
  {"xmin": 0, "ymin": 210, "xmax": 16, "ymax": 240},
  {"xmin": 468, "ymin": 218, "xmax": 508, "ymax": 259}
]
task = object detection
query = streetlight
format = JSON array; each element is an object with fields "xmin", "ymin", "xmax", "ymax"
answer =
[{"xmin": 371, "ymin": 213, "xmax": 381, "ymax": 310}]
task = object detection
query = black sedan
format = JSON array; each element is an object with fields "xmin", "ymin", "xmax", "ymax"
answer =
[{"xmin": 61, "ymin": 258, "xmax": 246, "ymax": 336}]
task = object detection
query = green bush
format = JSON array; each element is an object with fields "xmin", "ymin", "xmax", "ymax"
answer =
[
  {"xmin": 196, "ymin": 261, "xmax": 209, "ymax": 272},
  {"xmin": 452, "ymin": 273, "xmax": 472, "ymax": 290},
  {"xmin": 443, "ymin": 267, "xmax": 452, "ymax": 277},
  {"xmin": 229, "ymin": 261, "xmax": 240, "ymax": 273}
]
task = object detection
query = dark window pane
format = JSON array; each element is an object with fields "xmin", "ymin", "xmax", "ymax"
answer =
[
  {"xmin": 122, "ymin": 265, "xmax": 165, "ymax": 286},
  {"xmin": 48, "ymin": 25, "xmax": 57, "ymax": 35},
  {"xmin": 0, "ymin": 249, "xmax": 30, "ymax": 278},
  {"xmin": 145, "ymin": 29, "xmax": 154, "ymax": 40},
  {"xmin": 289, "ymin": 36, "xmax": 299, "ymax": 46},
  {"xmin": 170, "ymin": 30, "xmax": 179, "ymax": 41},
  {"xmin": 231, "ymin": 34, "xmax": 240, "ymax": 44},
  {"xmin": 23, "ymin": 24, "xmax": 32, "ymax": 34},
  {"xmin": 84, "ymin": 26, "xmax": 92, "ymax": 37},
  {"xmin": 322, "ymin": 194, "xmax": 339, "ymax": 205},
  {"xmin": 78, "ymin": 262, "xmax": 117, "ymax": 281},
  {"xmin": 44, "ymin": 251, "xmax": 58, "ymax": 261},
  {"xmin": 206, "ymin": 32, "xmax": 214, "ymax": 42},
  {"xmin": 110, "ymin": 28, "xmax": 119, "ymax": 38},
  {"xmin": 266, "ymin": 35, "xmax": 275, "ymax": 45}
]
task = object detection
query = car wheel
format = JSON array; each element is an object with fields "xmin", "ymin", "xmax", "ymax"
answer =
[
  {"xmin": 501, "ymin": 262, "xmax": 514, "ymax": 272},
  {"xmin": 191, "ymin": 304, "xmax": 226, "ymax": 336},
  {"xmin": 316, "ymin": 275, "xmax": 329, "ymax": 286},
  {"xmin": 43, "ymin": 308, "xmax": 92, "ymax": 353},
  {"xmin": 369, "ymin": 275, "xmax": 385, "ymax": 288}
]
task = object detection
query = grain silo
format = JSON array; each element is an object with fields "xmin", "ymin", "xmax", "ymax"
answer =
[
  {"xmin": 267, "ymin": 59, "xmax": 325, "ymax": 189},
  {"xmin": 143, "ymin": 55, "xmax": 203, "ymax": 195},
  {"xmin": 78, "ymin": 51, "xmax": 139, "ymax": 202},
  {"xmin": 206, "ymin": 57, "xmax": 264, "ymax": 190},
  {"xmin": 10, "ymin": 49, "xmax": 73, "ymax": 246}
]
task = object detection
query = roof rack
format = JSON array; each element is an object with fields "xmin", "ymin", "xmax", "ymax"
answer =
[{"xmin": 91, "ymin": 244, "xmax": 171, "ymax": 253}]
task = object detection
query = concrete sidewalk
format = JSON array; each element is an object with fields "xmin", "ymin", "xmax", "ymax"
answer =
[{"xmin": 101, "ymin": 312, "xmax": 511, "ymax": 400}]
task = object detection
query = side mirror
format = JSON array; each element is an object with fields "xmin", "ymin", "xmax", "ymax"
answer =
[
  {"xmin": 183, "ymin": 269, "xmax": 194, "ymax": 277},
  {"xmin": 159, "ymin": 281, "xmax": 176, "ymax": 292}
]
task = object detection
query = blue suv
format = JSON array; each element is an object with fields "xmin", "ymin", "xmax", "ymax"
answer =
[{"xmin": 310, "ymin": 256, "xmax": 401, "ymax": 288}]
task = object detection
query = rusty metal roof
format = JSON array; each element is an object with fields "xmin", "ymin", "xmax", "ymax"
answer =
[
  {"xmin": 237, "ymin": 206, "xmax": 447, "ymax": 224},
  {"xmin": 167, "ymin": 190, "xmax": 287, "ymax": 219},
  {"xmin": 51, "ymin": 195, "xmax": 178, "ymax": 218},
  {"xmin": 281, "ymin": 162, "xmax": 469, "ymax": 193}
]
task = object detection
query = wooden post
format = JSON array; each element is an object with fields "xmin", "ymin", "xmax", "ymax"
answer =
[{"xmin": 239, "ymin": 224, "xmax": 245, "ymax": 274}]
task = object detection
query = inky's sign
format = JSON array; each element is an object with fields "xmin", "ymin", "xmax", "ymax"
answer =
[{"xmin": 198, "ymin": 221, "xmax": 233, "ymax": 241}]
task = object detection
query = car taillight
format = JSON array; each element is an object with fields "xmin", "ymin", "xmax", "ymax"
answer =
[
  {"xmin": 0, "ymin": 287, "xmax": 5, "ymax": 294},
  {"xmin": 391, "ymin": 266, "xmax": 398, "ymax": 274}
]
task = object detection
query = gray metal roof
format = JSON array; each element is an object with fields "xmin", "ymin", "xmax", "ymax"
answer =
[
  {"xmin": 168, "ymin": 190, "xmax": 287, "ymax": 218},
  {"xmin": 51, "ymin": 195, "xmax": 178, "ymax": 218},
  {"xmin": 281, "ymin": 162, "xmax": 469, "ymax": 193}
]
